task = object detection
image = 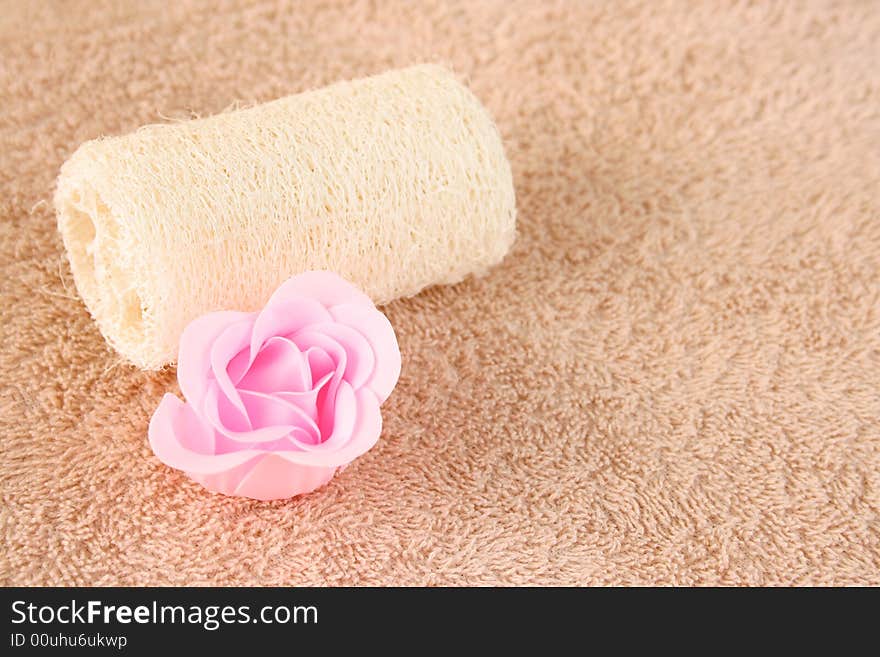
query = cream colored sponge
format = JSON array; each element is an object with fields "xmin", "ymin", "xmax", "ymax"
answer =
[{"xmin": 54, "ymin": 65, "xmax": 516, "ymax": 369}]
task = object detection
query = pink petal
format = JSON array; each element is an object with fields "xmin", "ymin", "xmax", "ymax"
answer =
[
  {"xmin": 304, "ymin": 347, "xmax": 336, "ymax": 382},
  {"xmin": 317, "ymin": 323, "xmax": 376, "ymax": 390},
  {"xmin": 319, "ymin": 379, "xmax": 356, "ymax": 449},
  {"xmin": 209, "ymin": 317, "xmax": 256, "ymax": 427},
  {"xmin": 274, "ymin": 371, "xmax": 332, "ymax": 422},
  {"xmin": 329, "ymin": 302, "xmax": 401, "ymax": 401},
  {"xmin": 239, "ymin": 389, "xmax": 320, "ymax": 436},
  {"xmin": 188, "ymin": 455, "xmax": 333, "ymax": 499},
  {"xmin": 238, "ymin": 336, "xmax": 311, "ymax": 393},
  {"xmin": 268, "ymin": 271, "xmax": 374, "ymax": 310},
  {"xmin": 291, "ymin": 383, "xmax": 382, "ymax": 461},
  {"xmin": 148, "ymin": 394, "xmax": 261, "ymax": 475},
  {"xmin": 211, "ymin": 426, "xmax": 315, "ymax": 454},
  {"xmin": 255, "ymin": 428, "xmax": 318, "ymax": 450},
  {"xmin": 188, "ymin": 458, "xmax": 259, "ymax": 497},
  {"xmin": 248, "ymin": 296, "xmax": 331, "ymax": 368},
  {"xmin": 339, "ymin": 388, "xmax": 383, "ymax": 460},
  {"xmin": 292, "ymin": 326, "xmax": 374, "ymax": 389},
  {"xmin": 276, "ymin": 385, "xmax": 381, "ymax": 465},
  {"xmin": 231, "ymin": 454, "xmax": 337, "ymax": 500},
  {"xmin": 290, "ymin": 333, "xmax": 348, "ymax": 432},
  {"xmin": 150, "ymin": 390, "xmax": 382, "ymax": 476},
  {"xmin": 202, "ymin": 385, "xmax": 312, "ymax": 443},
  {"xmin": 213, "ymin": 382, "xmax": 251, "ymax": 432},
  {"xmin": 291, "ymin": 331, "xmax": 346, "ymax": 368},
  {"xmin": 169, "ymin": 395, "xmax": 215, "ymax": 455},
  {"xmin": 226, "ymin": 346, "xmax": 251, "ymax": 384},
  {"xmin": 177, "ymin": 311, "xmax": 253, "ymax": 408}
]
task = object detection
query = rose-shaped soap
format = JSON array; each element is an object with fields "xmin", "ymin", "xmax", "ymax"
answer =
[{"xmin": 148, "ymin": 271, "xmax": 401, "ymax": 500}]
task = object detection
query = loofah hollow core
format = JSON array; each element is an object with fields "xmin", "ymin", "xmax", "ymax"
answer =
[{"xmin": 55, "ymin": 65, "xmax": 516, "ymax": 369}]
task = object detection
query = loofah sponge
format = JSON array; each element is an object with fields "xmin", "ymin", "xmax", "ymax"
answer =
[{"xmin": 54, "ymin": 65, "xmax": 516, "ymax": 369}]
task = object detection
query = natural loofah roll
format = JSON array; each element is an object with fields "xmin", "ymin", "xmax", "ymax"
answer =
[{"xmin": 54, "ymin": 65, "xmax": 516, "ymax": 369}]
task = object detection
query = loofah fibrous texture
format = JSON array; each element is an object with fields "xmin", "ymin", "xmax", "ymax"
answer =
[{"xmin": 54, "ymin": 65, "xmax": 516, "ymax": 369}]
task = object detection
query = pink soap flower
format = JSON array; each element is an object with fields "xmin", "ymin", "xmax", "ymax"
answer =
[{"xmin": 149, "ymin": 271, "xmax": 401, "ymax": 501}]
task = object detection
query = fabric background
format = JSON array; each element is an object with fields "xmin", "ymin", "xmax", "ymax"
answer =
[{"xmin": 1, "ymin": 0, "xmax": 878, "ymax": 585}]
